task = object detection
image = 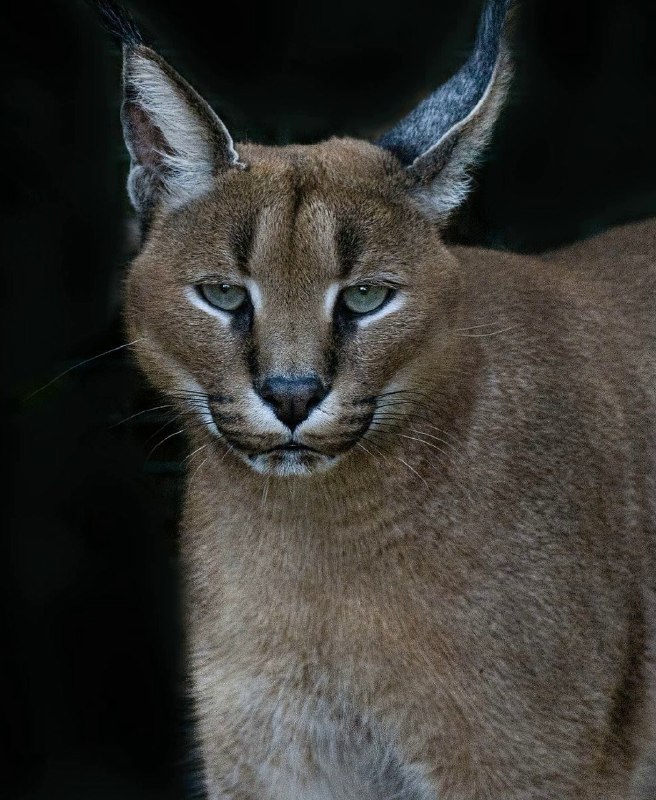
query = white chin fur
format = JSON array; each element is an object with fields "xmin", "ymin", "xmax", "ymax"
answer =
[{"xmin": 245, "ymin": 450, "xmax": 340, "ymax": 477}]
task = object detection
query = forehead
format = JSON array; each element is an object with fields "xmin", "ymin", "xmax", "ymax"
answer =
[
  {"xmin": 197, "ymin": 138, "xmax": 410, "ymax": 282},
  {"xmin": 238, "ymin": 137, "xmax": 403, "ymax": 196}
]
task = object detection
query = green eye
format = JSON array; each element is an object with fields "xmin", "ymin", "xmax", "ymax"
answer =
[
  {"xmin": 341, "ymin": 285, "xmax": 391, "ymax": 315},
  {"xmin": 199, "ymin": 283, "xmax": 248, "ymax": 312}
]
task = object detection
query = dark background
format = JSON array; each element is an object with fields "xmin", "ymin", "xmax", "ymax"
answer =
[{"xmin": 4, "ymin": 1, "xmax": 656, "ymax": 797}]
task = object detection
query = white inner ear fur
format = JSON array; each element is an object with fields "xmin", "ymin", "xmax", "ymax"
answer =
[
  {"xmin": 128, "ymin": 53, "xmax": 242, "ymax": 208},
  {"xmin": 411, "ymin": 57, "xmax": 507, "ymax": 219}
]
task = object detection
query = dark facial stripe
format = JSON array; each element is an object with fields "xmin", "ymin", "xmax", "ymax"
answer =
[
  {"xmin": 229, "ymin": 213, "xmax": 256, "ymax": 274},
  {"xmin": 229, "ymin": 299, "xmax": 253, "ymax": 336},
  {"xmin": 244, "ymin": 330, "xmax": 259, "ymax": 385},
  {"xmin": 335, "ymin": 219, "xmax": 363, "ymax": 279}
]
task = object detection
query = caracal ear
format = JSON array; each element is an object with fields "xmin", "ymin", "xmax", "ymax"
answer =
[
  {"xmin": 377, "ymin": 0, "xmax": 515, "ymax": 220},
  {"xmin": 97, "ymin": 1, "xmax": 244, "ymax": 222}
]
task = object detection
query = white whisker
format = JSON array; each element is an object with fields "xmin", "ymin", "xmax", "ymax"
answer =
[
  {"xmin": 407, "ymin": 427, "xmax": 455, "ymax": 451},
  {"xmin": 108, "ymin": 403, "xmax": 173, "ymax": 429},
  {"xmin": 394, "ymin": 455, "xmax": 429, "ymax": 488},
  {"xmin": 455, "ymin": 324, "xmax": 519, "ymax": 337},
  {"xmin": 396, "ymin": 432, "xmax": 451, "ymax": 458},
  {"xmin": 145, "ymin": 428, "xmax": 185, "ymax": 461},
  {"xmin": 453, "ymin": 321, "xmax": 508, "ymax": 331},
  {"xmin": 188, "ymin": 455, "xmax": 209, "ymax": 492},
  {"xmin": 261, "ymin": 476, "xmax": 271, "ymax": 508},
  {"xmin": 26, "ymin": 337, "xmax": 143, "ymax": 400},
  {"xmin": 184, "ymin": 443, "xmax": 209, "ymax": 465}
]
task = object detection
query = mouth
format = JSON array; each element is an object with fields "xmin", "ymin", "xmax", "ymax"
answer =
[
  {"xmin": 243, "ymin": 439, "xmax": 337, "ymax": 476},
  {"xmin": 256, "ymin": 442, "xmax": 322, "ymax": 456},
  {"xmin": 205, "ymin": 394, "xmax": 373, "ymax": 476}
]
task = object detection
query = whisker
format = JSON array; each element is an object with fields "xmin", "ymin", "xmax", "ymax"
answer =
[
  {"xmin": 108, "ymin": 403, "xmax": 174, "ymax": 430},
  {"xmin": 187, "ymin": 455, "xmax": 209, "ymax": 492},
  {"xmin": 370, "ymin": 420, "xmax": 457, "ymax": 454},
  {"xmin": 452, "ymin": 321, "xmax": 511, "ymax": 332},
  {"xmin": 363, "ymin": 437, "xmax": 390, "ymax": 461},
  {"xmin": 370, "ymin": 412, "xmax": 461, "ymax": 448},
  {"xmin": 376, "ymin": 386, "xmax": 450, "ymax": 401},
  {"xmin": 168, "ymin": 390, "xmax": 212, "ymax": 398},
  {"xmin": 145, "ymin": 428, "xmax": 186, "ymax": 462},
  {"xmin": 365, "ymin": 427, "xmax": 481, "ymax": 508},
  {"xmin": 184, "ymin": 443, "xmax": 209, "ymax": 465},
  {"xmin": 396, "ymin": 432, "xmax": 452, "ymax": 458},
  {"xmin": 371, "ymin": 414, "xmax": 459, "ymax": 447},
  {"xmin": 372, "ymin": 400, "xmax": 462, "ymax": 444},
  {"xmin": 394, "ymin": 455, "xmax": 429, "ymax": 488},
  {"xmin": 25, "ymin": 337, "xmax": 143, "ymax": 400},
  {"xmin": 453, "ymin": 323, "xmax": 497, "ymax": 331},
  {"xmin": 367, "ymin": 426, "xmax": 454, "ymax": 464},
  {"xmin": 374, "ymin": 396, "xmax": 454, "ymax": 418},
  {"xmin": 143, "ymin": 411, "xmax": 187, "ymax": 446},
  {"xmin": 356, "ymin": 441, "xmax": 378, "ymax": 461},
  {"xmin": 167, "ymin": 393, "xmax": 212, "ymax": 405},
  {"xmin": 454, "ymin": 324, "xmax": 519, "ymax": 337},
  {"xmin": 408, "ymin": 426, "xmax": 457, "ymax": 449},
  {"xmin": 261, "ymin": 476, "xmax": 271, "ymax": 508}
]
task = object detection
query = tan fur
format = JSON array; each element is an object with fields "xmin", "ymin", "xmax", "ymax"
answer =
[{"xmin": 121, "ymin": 137, "xmax": 656, "ymax": 798}]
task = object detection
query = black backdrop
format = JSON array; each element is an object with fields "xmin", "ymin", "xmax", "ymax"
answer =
[{"xmin": 5, "ymin": 1, "xmax": 656, "ymax": 798}]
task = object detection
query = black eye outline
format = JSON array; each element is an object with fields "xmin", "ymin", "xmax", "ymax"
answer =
[
  {"xmin": 197, "ymin": 282, "xmax": 248, "ymax": 313},
  {"xmin": 339, "ymin": 284, "xmax": 393, "ymax": 316}
]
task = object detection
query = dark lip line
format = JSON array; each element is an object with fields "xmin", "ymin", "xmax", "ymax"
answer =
[
  {"xmin": 236, "ymin": 423, "xmax": 375, "ymax": 460},
  {"xmin": 252, "ymin": 442, "xmax": 324, "ymax": 457},
  {"xmin": 215, "ymin": 419, "xmax": 375, "ymax": 460}
]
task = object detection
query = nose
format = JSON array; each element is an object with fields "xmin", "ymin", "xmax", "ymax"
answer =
[{"xmin": 257, "ymin": 374, "xmax": 328, "ymax": 430}]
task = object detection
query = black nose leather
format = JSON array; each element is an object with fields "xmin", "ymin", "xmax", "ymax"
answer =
[{"xmin": 258, "ymin": 375, "xmax": 327, "ymax": 430}]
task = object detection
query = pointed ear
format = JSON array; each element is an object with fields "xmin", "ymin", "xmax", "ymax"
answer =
[
  {"xmin": 121, "ymin": 44, "xmax": 245, "ymax": 219},
  {"xmin": 96, "ymin": 2, "xmax": 244, "ymax": 220},
  {"xmin": 377, "ymin": 0, "xmax": 514, "ymax": 220}
]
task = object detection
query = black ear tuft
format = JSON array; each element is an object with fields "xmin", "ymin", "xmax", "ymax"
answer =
[{"xmin": 91, "ymin": 0, "xmax": 144, "ymax": 48}]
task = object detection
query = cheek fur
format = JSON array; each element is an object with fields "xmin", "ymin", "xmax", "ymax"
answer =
[{"xmin": 339, "ymin": 301, "xmax": 433, "ymax": 384}]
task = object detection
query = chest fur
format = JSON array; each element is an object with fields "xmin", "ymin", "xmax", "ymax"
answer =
[{"xmin": 198, "ymin": 659, "xmax": 436, "ymax": 800}]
